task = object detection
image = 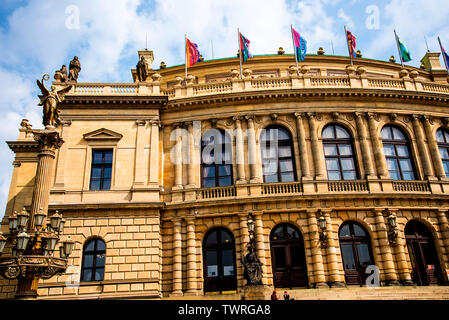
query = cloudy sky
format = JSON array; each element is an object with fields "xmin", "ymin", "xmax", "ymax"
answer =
[{"xmin": 0, "ymin": 0, "xmax": 448, "ymax": 217}]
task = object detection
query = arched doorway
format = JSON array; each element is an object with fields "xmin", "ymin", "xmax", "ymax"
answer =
[
  {"xmin": 203, "ymin": 227, "xmax": 237, "ymax": 293},
  {"xmin": 405, "ymin": 220, "xmax": 443, "ymax": 286},
  {"xmin": 339, "ymin": 221, "xmax": 375, "ymax": 286},
  {"xmin": 270, "ymin": 223, "xmax": 308, "ymax": 288}
]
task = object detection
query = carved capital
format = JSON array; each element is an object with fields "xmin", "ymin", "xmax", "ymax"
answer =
[
  {"xmin": 232, "ymin": 115, "xmax": 243, "ymax": 122},
  {"xmin": 135, "ymin": 119, "xmax": 146, "ymax": 126},
  {"xmin": 421, "ymin": 115, "xmax": 434, "ymax": 125},
  {"xmin": 294, "ymin": 112, "xmax": 305, "ymax": 119},
  {"xmin": 366, "ymin": 112, "xmax": 379, "ymax": 122},
  {"xmin": 354, "ymin": 112, "xmax": 364, "ymax": 119},
  {"xmin": 183, "ymin": 121, "xmax": 193, "ymax": 128},
  {"xmin": 149, "ymin": 120, "xmax": 161, "ymax": 127},
  {"xmin": 306, "ymin": 112, "xmax": 316, "ymax": 119},
  {"xmin": 245, "ymin": 114, "xmax": 255, "ymax": 121},
  {"xmin": 33, "ymin": 130, "xmax": 64, "ymax": 151},
  {"xmin": 410, "ymin": 114, "xmax": 421, "ymax": 122}
]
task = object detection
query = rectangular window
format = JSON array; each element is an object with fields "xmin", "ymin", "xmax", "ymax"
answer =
[{"xmin": 90, "ymin": 149, "xmax": 113, "ymax": 190}]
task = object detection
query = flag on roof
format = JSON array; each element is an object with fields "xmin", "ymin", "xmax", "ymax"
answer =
[
  {"xmin": 186, "ymin": 37, "xmax": 201, "ymax": 68},
  {"xmin": 292, "ymin": 27, "xmax": 307, "ymax": 62},
  {"xmin": 346, "ymin": 29, "xmax": 357, "ymax": 58},
  {"xmin": 239, "ymin": 32, "xmax": 252, "ymax": 62},
  {"xmin": 396, "ymin": 35, "xmax": 412, "ymax": 62}
]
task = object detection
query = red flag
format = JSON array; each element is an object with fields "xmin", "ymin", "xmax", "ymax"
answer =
[
  {"xmin": 346, "ymin": 30, "xmax": 356, "ymax": 58},
  {"xmin": 186, "ymin": 38, "xmax": 200, "ymax": 68}
]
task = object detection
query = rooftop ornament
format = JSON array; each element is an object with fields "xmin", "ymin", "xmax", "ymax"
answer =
[
  {"xmin": 278, "ymin": 47, "xmax": 285, "ymax": 55},
  {"xmin": 160, "ymin": 61, "xmax": 167, "ymax": 69},
  {"xmin": 356, "ymin": 50, "xmax": 362, "ymax": 58},
  {"xmin": 389, "ymin": 55, "xmax": 396, "ymax": 63},
  {"xmin": 317, "ymin": 47, "xmax": 325, "ymax": 55}
]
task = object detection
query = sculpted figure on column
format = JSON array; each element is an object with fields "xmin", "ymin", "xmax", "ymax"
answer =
[
  {"xmin": 241, "ymin": 245, "xmax": 263, "ymax": 285},
  {"xmin": 36, "ymin": 75, "xmax": 72, "ymax": 128}
]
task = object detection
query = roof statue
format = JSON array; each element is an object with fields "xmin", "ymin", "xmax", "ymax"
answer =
[{"xmin": 36, "ymin": 74, "xmax": 72, "ymax": 128}]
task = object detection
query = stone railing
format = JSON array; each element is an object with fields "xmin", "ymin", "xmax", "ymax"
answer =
[
  {"xmin": 63, "ymin": 70, "xmax": 449, "ymax": 100},
  {"xmin": 328, "ymin": 180, "xmax": 369, "ymax": 192},
  {"xmin": 262, "ymin": 182, "xmax": 303, "ymax": 195},
  {"xmin": 392, "ymin": 180, "xmax": 430, "ymax": 192},
  {"xmin": 197, "ymin": 185, "xmax": 237, "ymax": 200},
  {"xmin": 367, "ymin": 78, "xmax": 406, "ymax": 90}
]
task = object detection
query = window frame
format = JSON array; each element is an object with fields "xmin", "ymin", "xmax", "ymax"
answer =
[
  {"xmin": 260, "ymin": 125, "xmax": 297, "ymax": 183},
  {"xmin": 89, "ymin": 149, "xmax": 113, "ymax": 191},
  {"xmin": 436, "ymin": 128, "xmax": 449, "ymax": 177},
  {"xmin": 200, "ymin": 129, "xmax": 233, "ymax": 188},
  {"xmin": 322, "ymin": 124, "xmax": 359, "ymax": 181},
  {"xmin": 80, "ymin": 238, "xmax": 106, "ymax": 282},
  {"xmin": 381, "ymin": 125, "xmax": 417, "ymax": 181}
]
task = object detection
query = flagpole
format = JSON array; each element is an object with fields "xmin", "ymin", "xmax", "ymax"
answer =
[
  {"xmin": 185, "ymin": 34, "xmax": 188, "ymax": 79},
  {"xmin": 238, "ymin": 28, "xmax": 243, "ymax": 79},
  {"xmin": 438, "ymin": 36, "xmax": 449, "ymax": 71},
  {"xmin": 290, "ymin": 24, "xmax": 299, "ymax": 75},
  {"xmin": 344, "ymin": 25, "xmax": 353, "ymax": 65},
  {"xmin": 394, "ymin": 29, "xmax": 404, "ymax": 68}
]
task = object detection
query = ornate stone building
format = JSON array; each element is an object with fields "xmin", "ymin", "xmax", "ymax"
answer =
[{"xmin": 1, "ymin": 50, "xmax": 449, "ymax": 299}]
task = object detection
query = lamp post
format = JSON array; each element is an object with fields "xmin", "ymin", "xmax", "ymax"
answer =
[
  {"xmin": 0, "ymin": 122, "xmax": 71, "ymax": 299},
  {"xmin": 0, "ymin": 207, "xmax": 72, "ymax": 299}
]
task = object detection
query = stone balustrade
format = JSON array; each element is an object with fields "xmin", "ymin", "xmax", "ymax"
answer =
[
  {"xmin": 63, "ymin": 72, "xmax": 449, "ymax": 99},
  {"xmin": 163, "ymin": 179, "xmax": 449, "ymax": 204}
]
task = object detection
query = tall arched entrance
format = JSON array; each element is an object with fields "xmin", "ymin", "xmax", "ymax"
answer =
[
  {"xmin": 270, "ymin": 223, "xmax": 308, "ymax": 288},
  {"xmin": 339, "ymin": 221, "xmax": 375, "ymax": 286},
  {"xmin": 405, "ymin": 220, "xmax": 443, "ymax": 286},
  {"xmin": 202, "ymin": 227, "xmax": 237, "ymax": 293}
]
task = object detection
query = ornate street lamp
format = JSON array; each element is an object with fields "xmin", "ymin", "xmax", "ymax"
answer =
[
  {"xmin": 318, "ymin": 211, "xmax": 328, "ymax": 247},
  {"xmin": 386, "ymin": 210, "xmax": 398, "ymax": 245},
  {"xmin": 0, "ymin": 207, "xmax": 72, "ymax": 298}
]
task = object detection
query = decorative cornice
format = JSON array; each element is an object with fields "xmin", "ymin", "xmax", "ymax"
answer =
[
  {"xmin": 62, "ymin": 95, "xmax": 168, "ymax": 108},
  {"xmin": 165, "ymin": 88, "xmax": 449, "ymax": 110},
  {"xmin": 7, "ymin": 141, "xmax": 39, "ymax": 153}
]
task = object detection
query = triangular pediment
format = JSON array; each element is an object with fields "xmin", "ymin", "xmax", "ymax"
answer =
[{"xmin": 83, "ymin": 128, "xmax": 123, "ymax": 141}]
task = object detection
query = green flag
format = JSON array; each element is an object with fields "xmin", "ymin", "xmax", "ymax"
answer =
[{"xmin": 398, "ymin": 38, "xmax": 412, "ymax": 62}]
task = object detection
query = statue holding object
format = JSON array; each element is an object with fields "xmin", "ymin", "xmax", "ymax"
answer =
[
  {"xmin": 36, "ymin": 74, "xmax": 72, "ymax": 128},
  {"xmin": 241, "ymin": 244, "xmax": 263, "ymax": 285}
]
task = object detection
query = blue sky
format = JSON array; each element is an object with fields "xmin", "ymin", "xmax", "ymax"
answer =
[{"xmin": 0, "ymin": 0, "xmax": 449, "ymax": 217}]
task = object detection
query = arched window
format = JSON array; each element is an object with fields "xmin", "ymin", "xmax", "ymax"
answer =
[
  {"xmin": 81, "ymin": 238, "xmax": 106, "ymax": 282},
  {"xmin": 381, "ymin": 125, "xmax": 416, "ymax": 180},
  {"xmin": 270, "ymin": 224, "xmax": 308, "ymax": 288},
  {"xmin": 436, "ymin": 128, "xmax": 449, "ymax": 177},
  {"xmin": 405, "ymin": 220, "xmax": 443, "ymax": 286},
  {"xmin": 322, "ymin": 124, "xmax": 358, "ymax": 180},
  {"xmin": 339, "ymin": 221, "xmax": 374, "ymax": 285},
  {"xmin": 261, "ymin": 125, "xmax": 296, "ymax": 183},
  {"xmin": 202, "ymin": 228, "xmax": 237, "ymax": 293},
  {"xmin": 201, "ymin": 129, "xmax": 233, "ymax": 188}
]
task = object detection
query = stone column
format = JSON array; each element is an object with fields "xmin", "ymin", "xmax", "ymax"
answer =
[
  {"xmin": 390, "ymin": 211, "xmax": 414, "ymax": 285},
  {"xmin": 354, "ymin": 112, "xmax": 374, "ymax": 178},
  {"xmin": 307, "ymin": 210, "xmax": 328, "ymax": 288},
  {"xmin": 30, "ymin": 130, "xmax": 64, "ymax": 227},
  {"xmin": 148, "ymin": 120, "xmax": 160, "ymax": 186},
  {"xmin": 321, "ymin": 209, "xmax": 345, "ymax": 287},
  {"xmin": 171, "ymin": 218, "xmax": 183, "ymax": 296},
  {"xmin": 373, "ymin": 209, "xmax": 400, "ymax": 286},
  {"xmin": 133, "ymin": 120, "xmax": 147, "ymax": 188},
  {"xmin": 53, "ymin": 120, "xmax": 72, "ymax": 190},
  {"xmin": 423, "ymin": 116, "xmax": 446, "ymax": 179},
  {"xmin": 173, "ymin": 123, "xmax": 184, "ymax": 189},
  {"xmin": 436, "ymin": 209, "xmax": 449, "ymax": 268},
  {"xmin": 184, "ymin": 216, "xmax": 198, "ymax": 295},
  {"xmin": 254, "ymin": 212, "xmax": 267, "ymax": 284},
  {"xmin": 411, "ymin": 114, "xmax": 433, "ymax": 179},
  {"xmin": 246, "ymin": 115, "xmax": 261, "ymax": 183},
  {"xmin": 234, "ymin": 116, "xmax": 246, "ymax": 183},
  {"xmin": 307, "ymin": 113, "xmax": 326, "ymax": 179},
  {"xmin": 294, "ymin": 113, "xmax": 311, "ymax": 179},
  {"xmin": 367, "ymin": 113, "xmax": 388, "ymax": 178},
  {"xmin": 238, "ymin": 213, "xmax": 250, "ymax": 288},
  {"xmin": 185, "ymin": 121, "xmax": 196, "ymax": 188}
]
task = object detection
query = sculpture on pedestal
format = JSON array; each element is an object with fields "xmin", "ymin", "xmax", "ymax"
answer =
[
  {"xmin": 36, "ymin": 74, "xmax": 72, "ymax": 128},
  {"xmin": 68, "ymin": 56, "xmax": 81, "ymax": 82},
  {"xmin": 241, "ymin": 244, "xmax": 263, "ymax": 285},
  {"xmin": 53, "ymin": 65, "xmax": 68, "ymax": 83},
  {"xmin": 136, "ymin": 56, "xmax": 148, "ymax": 82}
]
